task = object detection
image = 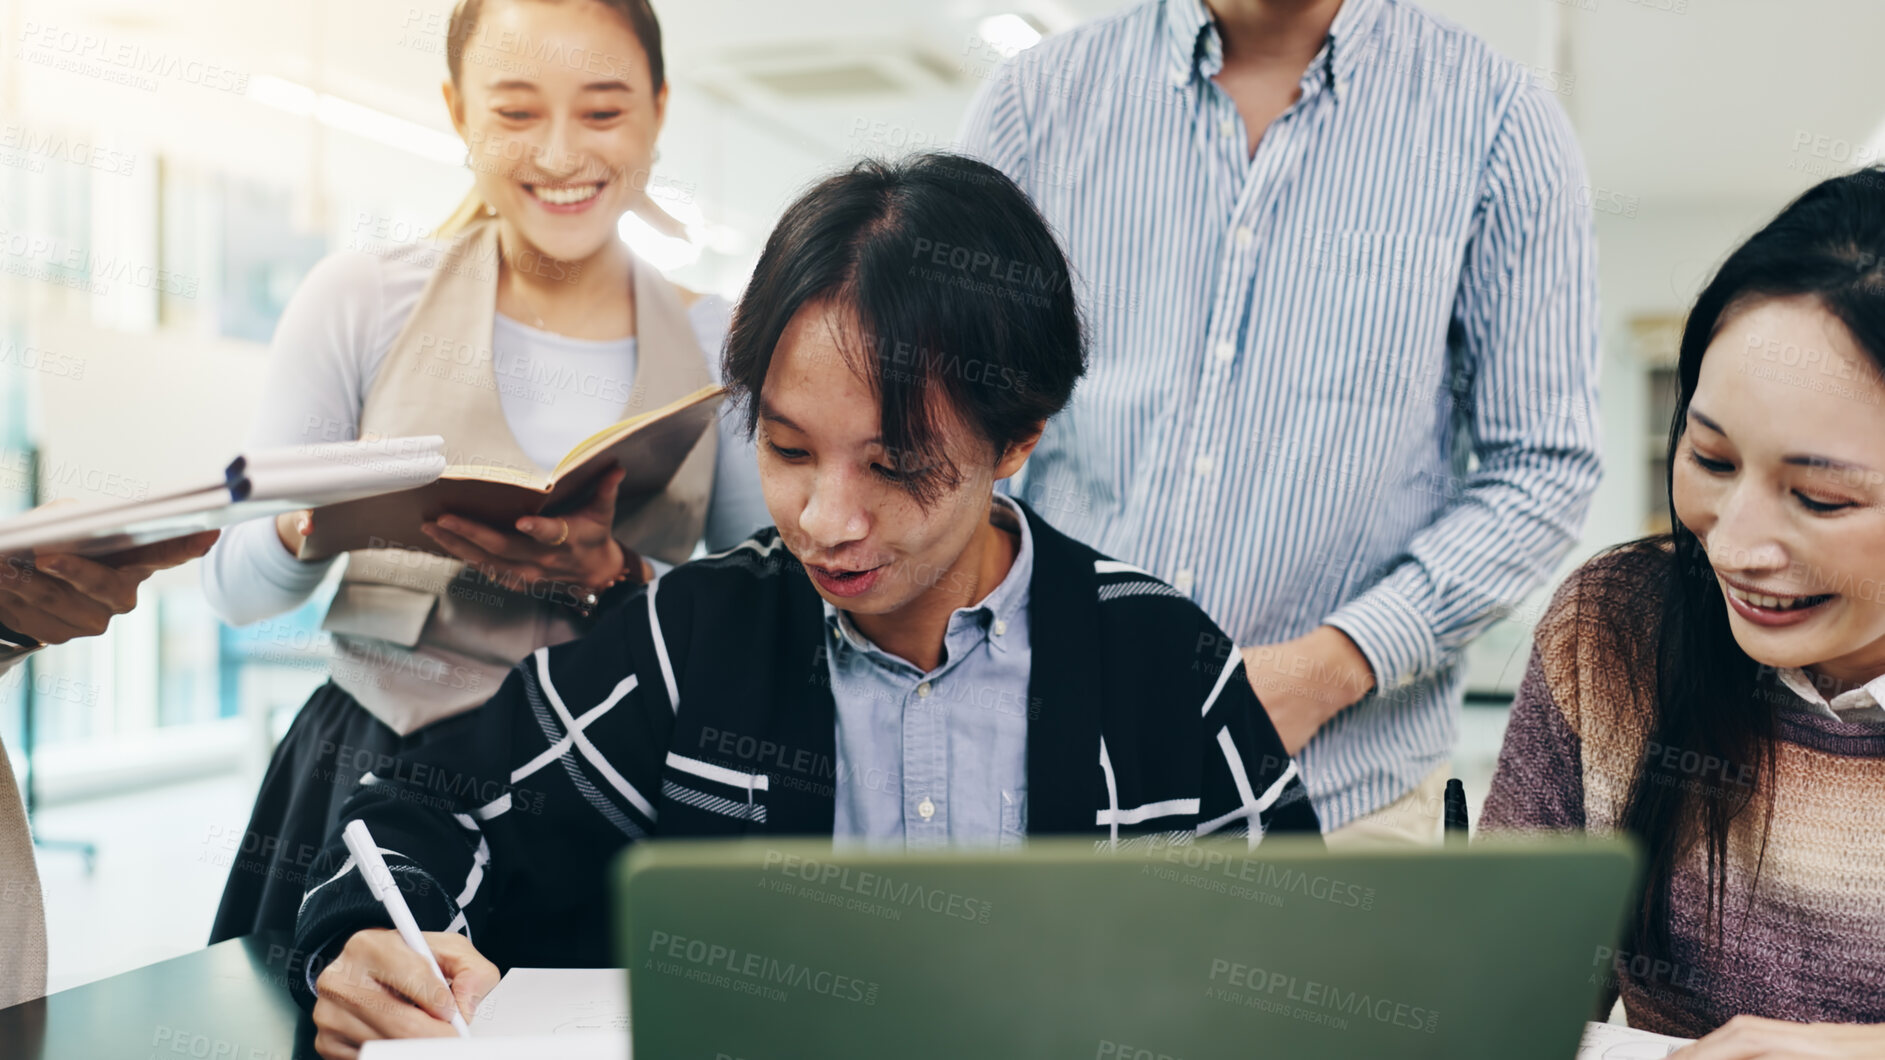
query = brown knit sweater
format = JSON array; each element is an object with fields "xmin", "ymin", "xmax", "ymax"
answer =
[{"xmin": 1482, "ymin": 544, "xmax": 1885, "ymax": 1038}]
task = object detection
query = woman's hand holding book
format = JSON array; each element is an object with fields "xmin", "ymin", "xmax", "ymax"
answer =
[{"xmin": 419, "ymin": 466, "xmax": 651, "ymax": 601}]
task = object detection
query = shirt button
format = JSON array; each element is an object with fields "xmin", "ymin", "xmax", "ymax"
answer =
[
  {"xmin": 1219, "ymin": 118, "xmax": 1236, "ymax": 138},
  {"xmin": 918, "ymin": 797, "xmax": 936, "ymax": 820},
  {"xmin": 994, "ymin": 619, "xmax": 1007, "ymax": 636},
  {"xmin": 1235, "ymin": 226, "xmax": 1254, "ymax": 247},
  {"xmin": 1174, "ymin": 569, "xmax": 1195, "ymax": 593},
  {"xmin": 1214, "ymin": 340, "xmax": 1235, "ymax": 361},
  {"xmin": 917, "ymin": 681, "xmax": 932, "ymax": 698},
  {"xmin": 1194, "ymin": 454, "xmax": 1215, "ymax": 476}
]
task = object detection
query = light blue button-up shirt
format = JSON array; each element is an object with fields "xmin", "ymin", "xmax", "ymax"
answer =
[
  {"xmin": 961, "ymin": 0, "xmax": 1602, "ymax": 828},
  {"xmin": 827, "ymin": 494, "xmax": 1034, "ymax": 848}
]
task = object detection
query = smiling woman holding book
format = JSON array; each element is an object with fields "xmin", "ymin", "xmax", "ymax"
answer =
[{"xmin": 200, "ymin": 0, "xmax": 768, "ymax": 943}]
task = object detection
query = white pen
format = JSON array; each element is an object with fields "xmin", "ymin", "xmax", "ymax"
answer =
[{"xmin": 341, "ymin": 818, "xmax": 473, "ymax": 1038}]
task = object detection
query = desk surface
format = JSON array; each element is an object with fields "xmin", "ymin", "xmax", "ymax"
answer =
[{"xmin": 0, "ymin": 933, "xmax": 315, "ymax": 1059}]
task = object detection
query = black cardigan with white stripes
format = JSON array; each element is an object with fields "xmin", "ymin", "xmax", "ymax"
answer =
[{"xmin": 289, "ymin": 500, "xmax": 1319, "ymax": 1007}]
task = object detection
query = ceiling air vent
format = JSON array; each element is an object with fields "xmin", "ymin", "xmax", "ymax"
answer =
[
  {"xmin": 701, "ymin": 40, "xmax": 966, "ymax": 100},
  {"xmin": 742, "ymin": 63, "xmax": 906, "ymax": 98}
]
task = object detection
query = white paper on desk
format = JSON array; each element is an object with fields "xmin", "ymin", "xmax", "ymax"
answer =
[
  {"xmin": 358, "ymin": 970, "xmax": 631, "ymax": 1058},
  {"xmin": 1577, "ymin": 1020, "xmax": 1694, "ymax": 1059},
  {"xmin": 357, "ymin": 1031, "xmax": 627, "ymax": 1059},
  {"xmin": 472, "ymin": 968, "xmax": 630, "ymax": 1037}
]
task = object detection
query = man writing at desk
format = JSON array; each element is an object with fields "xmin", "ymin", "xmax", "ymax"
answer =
[{"xmin": 287, "ymin": 154, "xmax": 1320, "ymax": 1058}]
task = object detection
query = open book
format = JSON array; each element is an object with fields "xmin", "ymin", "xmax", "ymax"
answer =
[
  {"xmin": 299, "ymin": 385, "xmax": 724, "ymax": 562},
  {"xmin": 0, "ymin": 437, "xmax": 447, "ymax": 560}
]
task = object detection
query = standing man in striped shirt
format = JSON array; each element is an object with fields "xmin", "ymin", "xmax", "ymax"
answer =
[{"xmin": 960, "ymin": 0, "xmax": 1601, "ymax": 842}]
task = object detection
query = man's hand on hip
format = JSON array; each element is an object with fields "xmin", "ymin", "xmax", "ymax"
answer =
[{"xmin": 1241, "ymin": 626, "xmax": 1377, "ymax": 755}]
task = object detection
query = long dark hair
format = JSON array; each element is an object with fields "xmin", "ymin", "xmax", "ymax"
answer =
[{"xmin": 1623, "ymin": 166, "xmax": 1885, "ymax": 976}]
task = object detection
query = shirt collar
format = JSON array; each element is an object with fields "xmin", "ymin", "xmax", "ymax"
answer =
[
  {"xmin": 1775, "ymin": 666, "xmax": 1885, "ymax": 724},
  {"xmin": 1163, "ymin": 0, "xmax": 1216, "ymax": 86},
  {"xmin": 1163, "ymin": 0, "xmax": 1384, "ymax": 102},
  {"xmin": 823, "ymin": 492, "xmax": 1035, "ymax": 668}
]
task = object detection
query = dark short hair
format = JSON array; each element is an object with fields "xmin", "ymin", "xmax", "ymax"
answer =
[{"xmin": 721, "ymin": 152, "xmax": 1086, "ymax": 505}]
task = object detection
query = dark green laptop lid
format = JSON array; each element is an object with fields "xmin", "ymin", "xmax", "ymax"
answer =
[{"xmin": 613, "ymin": 835, "xmax": 1640, "ymax": 1060}]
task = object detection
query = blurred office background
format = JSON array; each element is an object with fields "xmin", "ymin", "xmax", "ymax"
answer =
[{"xmin": 1, "ymin": 0, "xmax": 1879, "ymax": 992}]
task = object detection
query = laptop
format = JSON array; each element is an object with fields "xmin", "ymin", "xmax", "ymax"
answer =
[{"xmin": 612, "ymin": 834, "xmax": 1641, "ymax": 1060}]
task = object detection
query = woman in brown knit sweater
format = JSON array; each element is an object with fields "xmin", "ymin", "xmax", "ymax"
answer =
[{"xmin": 1483, "ymin": 168, "xmax": 1885, "ymax": 1059}]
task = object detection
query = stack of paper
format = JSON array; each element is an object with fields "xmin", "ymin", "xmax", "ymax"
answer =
[{"xmin": 0, "ymin": 436, "xmax": 446, "ymax": 559}]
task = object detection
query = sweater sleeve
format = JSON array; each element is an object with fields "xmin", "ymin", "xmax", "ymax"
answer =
[
  {"xmin": 200, "ymin": 251, "xmax": 390, "ymax": 626},
  {"xmin": 1199, "ymin": 650, "xmax": 1323, "ymax": 843},
  {"xmin": 289, "ymin": 581, "xmax": 681, "ymax": 1009},
  {"xmin": 1480, "ymin": 646, "xmax": 1587, "ymax": 832}
]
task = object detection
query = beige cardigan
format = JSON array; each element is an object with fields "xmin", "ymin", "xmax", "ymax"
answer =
[{"xmin": 0, "ymin": 645, "xmax": 46, "ymax": 1010}]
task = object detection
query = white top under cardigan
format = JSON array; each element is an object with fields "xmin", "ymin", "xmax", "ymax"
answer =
[{"xmin": 201, "ymin": 248, "xmax": 768, "ymax": 628}]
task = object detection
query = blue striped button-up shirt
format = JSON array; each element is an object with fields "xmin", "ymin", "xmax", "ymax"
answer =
[{"xmin": 959, "ymin": 0, "xmax": 1601, "ymax": 828}]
